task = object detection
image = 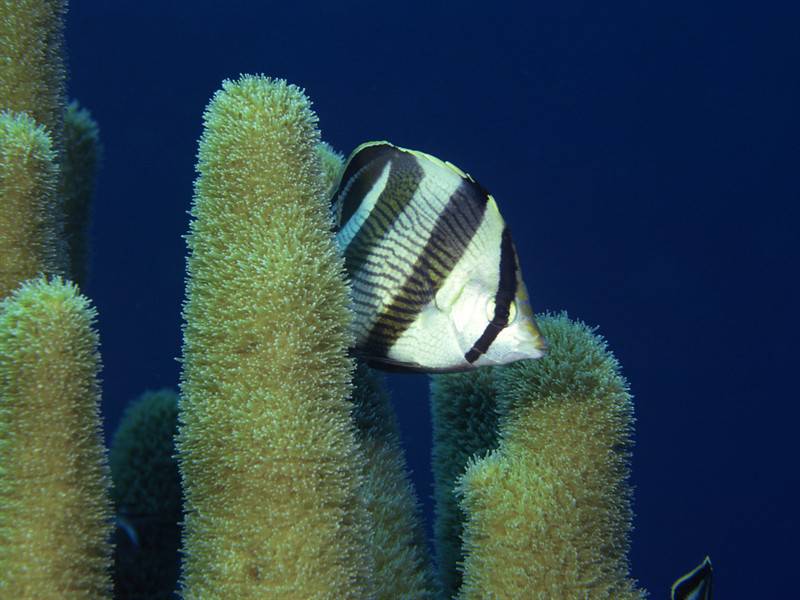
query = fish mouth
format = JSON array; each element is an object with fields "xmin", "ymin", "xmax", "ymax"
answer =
[
  {"xmin": 533, "ymin": 333, "xmax": 547, "ymax": 352},
  {"xmin": 524, "ymin": 339, "xmax": 547, "ymax": 360},
  {"xmin": 521, "ymin": 315, "xmax": 547, "ymax": 354},
  {"xmin": 496, "ymin": 329, "xmax": 547, "ymax": 364}
]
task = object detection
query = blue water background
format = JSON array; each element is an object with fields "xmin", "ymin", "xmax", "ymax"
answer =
[{"xmin": 65, "ymin": 1, "xmax": 799, "ymax": 596}]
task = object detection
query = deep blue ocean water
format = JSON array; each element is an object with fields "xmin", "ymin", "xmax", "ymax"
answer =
[{"xmin": 64, "ymin": 1, "xmax": 799, "ymax": 596}]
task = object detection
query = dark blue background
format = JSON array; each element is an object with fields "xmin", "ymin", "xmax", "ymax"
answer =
[{"xmin": 65, "ymin": 1, "xmax": 799, "ymax": 596}]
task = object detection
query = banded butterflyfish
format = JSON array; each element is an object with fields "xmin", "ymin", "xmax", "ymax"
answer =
[{"xmin": 330, "ymin": 141, "xmax": 546, "ymax": 373}]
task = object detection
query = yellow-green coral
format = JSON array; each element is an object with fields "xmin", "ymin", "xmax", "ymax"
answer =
[
  {"xmin": 110, "ymin": 388, "xmax": 181, "ymax": 599},
  {"xmin": 110, "ymin": 389, "xmax": 181, "ymax": 517},
  {"xmin": 316, "ymin": 140, "xmax": 345, "ymax": 202},
  {"xmin": 0, "ymin": 0, "xmax": 67, "ymax": 145},
  {"xmin": 430, "ymin": 367, "xmax": 502, "ymax": 597},
  {"xmin": 0, "ymin": 111, "xmax": 62, "ymax": 298},
  {"xmin": 351, "ymin": 362, "xmax": 439, "ymax": 599},
  {"xmin": 1, "ymin": 1, "xmax": 98, "ymax": 286},
  {"xmin": 177, "ymin": 75, "xmax": 372, "ymax": 599},
  {"xmin": 0, "ymin": 277, "xmax": 112, "ymax": 598},
  {"xmin": 61, "ymin": 101, "xmax": 101, "ymax": 288},
  {"xmin": 456, "ymin": 313, "xmax": 645, "ymax": 599}
]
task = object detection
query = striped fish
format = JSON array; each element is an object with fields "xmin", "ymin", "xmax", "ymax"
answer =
[
  {"xmin": 671, "ymin": 556, "xmax": 713, "ymax": 600},
  {"xmin": 331, "ymin": 141, "xmax": 546, "ymax": 372}
]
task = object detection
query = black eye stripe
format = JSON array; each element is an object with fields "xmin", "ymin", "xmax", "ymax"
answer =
[{"xmin": 465, "ymin": 227, "xmax": 517, "ymax": 363}]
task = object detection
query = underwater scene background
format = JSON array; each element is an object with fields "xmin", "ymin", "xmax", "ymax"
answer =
[{"xmin": 45, "ymin": 0, "xmax": 798, "ymax": 596}]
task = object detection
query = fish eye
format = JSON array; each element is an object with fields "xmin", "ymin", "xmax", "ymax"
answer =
[{"xmin": 485, "ymin": 298, "xmax": 496, "ymax": 322}]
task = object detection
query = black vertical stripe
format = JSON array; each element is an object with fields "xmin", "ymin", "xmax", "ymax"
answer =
[
  {"xmin": 361, "ymin": 179, "xmax": 490, "ymax": 357},
  {"xmin": 464, "ymin": 227, "xmax": 517, "ymax": 363},
  {"xmin": 343, "ymin": 151, "xmax": 424, "ymax": 278},
  {"xmin": 335, "ymin": 143, "xmax": 396, "ymax": 226}
]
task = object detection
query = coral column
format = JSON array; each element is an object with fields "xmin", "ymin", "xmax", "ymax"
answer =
[
  {"xmin": 456, "ymin": 313, "xmax": 646, "ymax": 599},
  {"xmin": 0, "ymin": 0, "xmax": 70, "ymax": 280},
  {"xmin": 0, "ymin": 278, "xmax": 113, "ymax": 598},
  {"xmin": 177, "ymin": 76, "xmax": 372, "ymax": 599},
  {"xmin": 0, "ymin": 0, "xmax": 66, "ymax": 145},
  {"xmin": 0, "ymin": 113, "xmax": 62, "ymax": 298}
]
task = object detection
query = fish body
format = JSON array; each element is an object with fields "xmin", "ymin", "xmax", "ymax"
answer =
[
  {"xmin": 332, "ymin": 141, "xmax": 545, "ymax": 372},
  {"xmin": 671, "ymin": 556, "xmax": 713, "ymax": 600}
]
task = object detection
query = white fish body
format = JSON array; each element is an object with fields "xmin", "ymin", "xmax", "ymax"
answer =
[{"xmin": 332, "ymin": 141, "xmax": 545, "ymax": 372}]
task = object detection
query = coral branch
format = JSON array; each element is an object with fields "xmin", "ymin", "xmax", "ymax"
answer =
[
  {"xmin": 456, "ymin": 313, "xmax": 646, "ymax": 599},
  {"xmin": 177, "ymin": 75, "xmax": 372, "ymax": 599},
  {"xmin": 0, "ymin": 277, "xmax": 112, "ymax": 598}
]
